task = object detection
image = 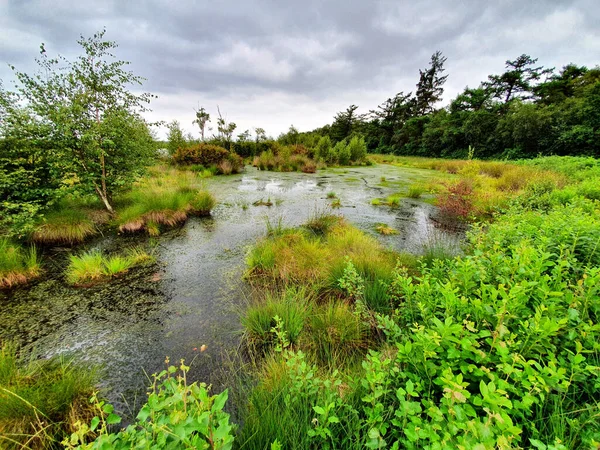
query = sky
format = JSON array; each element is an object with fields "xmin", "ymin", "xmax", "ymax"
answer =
[{"xmin": 0, "ymin": 0, "xmax": 598, "ymax": 139}]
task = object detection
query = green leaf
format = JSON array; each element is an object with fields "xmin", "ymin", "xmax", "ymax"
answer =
[
  {"xmin": 106, "ymin": 413, "xmax": 121, "ymax": 425},
  {"xmin": 90, "ymin": 416, "xmax": 100, "ymax": 431},
  {"xmin": 313, "ymin": 406, "xmax": 326, "ymax": 415}
]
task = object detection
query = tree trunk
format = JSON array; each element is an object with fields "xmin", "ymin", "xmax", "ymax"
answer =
[{"xmin": 95, "ymin": 185, "xmax": 114, "ymax": 213}]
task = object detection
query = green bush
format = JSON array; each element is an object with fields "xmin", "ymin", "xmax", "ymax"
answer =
[
  {"xmin": 66, "ymin": 363, "xmax": 235, "ymax": 450},
  {"xmin": 347, "ymin": 136, "xmax": 367, "ymax": 162},
  {"xmin": 173, "ymin": 143, "xmax": 229, "ymax": 166},
  {"xmin": 239, "ymin": 199, "xmax": 600, "ymax": 449}
]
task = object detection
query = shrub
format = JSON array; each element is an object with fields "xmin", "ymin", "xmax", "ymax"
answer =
[
  {"xmin": 300, "ymin": 160, "xmax": 317, "ymax": 173},
  {"xmin": 346, "ymin": 136, "xmax": 367, "ymax": 162},
  {"xmin": 173, "ymin": 143, "xmax": 229, "ymax": 166},
  {"xmin": 437, "ymin": 179, "xmax": 474, "ymax": 221},
  {"xmin": 335, "ymin": 141, "xmax": 351, "ymax": 165},
  {"xmin": 314, "ymin": 136, "xmax": 332, "ymax": 161},
  {"xmin": 65, "ymin": 363, "xmax": 235, "ymax": 449}
]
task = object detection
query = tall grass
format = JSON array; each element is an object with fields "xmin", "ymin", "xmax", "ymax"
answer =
[
  {"xmin": 31, "ymin": 209, "xmax": 98, "ymax": 246},
  {"xmin": 66, "ymin": 247, "xmax": 154, "ymax": 285},
  {"xmin": 116, "ymin": 169, "xmax": 215, "ymax": 235},
  {"xmin": 242, "ymin": 288, "xmax": 311, "ymax": 353},
  {"xmin": 246, "ymin": 217, "xmax": 403, "ymax": 290},
  {"xmin": 0, "ymin": 238, "xmax": 41, "ymax": 288},
  {"xmin": 0, "ymin": 343, "xmax": 96, "ymax": 450}
]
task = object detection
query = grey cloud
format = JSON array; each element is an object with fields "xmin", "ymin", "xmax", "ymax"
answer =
[{"xmin": 1, "ymin": 0, "xmax": 597, "ymax": 137}]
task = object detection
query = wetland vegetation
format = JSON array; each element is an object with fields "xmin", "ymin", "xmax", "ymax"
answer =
[{"xmin": 1, "ymin": 29, "xmax": 599, "ymax": 450}]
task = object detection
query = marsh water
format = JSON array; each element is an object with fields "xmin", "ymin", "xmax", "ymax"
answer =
[{"xmin": 0, "ymin": 164, "xmax": 461, "ymax": 416}]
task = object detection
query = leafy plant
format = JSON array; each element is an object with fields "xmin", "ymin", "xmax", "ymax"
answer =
[{"xmin": 65, "ymin": 360, "xmax": 235, "ymax": 449}]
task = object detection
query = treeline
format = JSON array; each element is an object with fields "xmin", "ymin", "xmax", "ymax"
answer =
[{"xmin": 293, "ymin": 53, "xmax": 600, "ymax": 159}]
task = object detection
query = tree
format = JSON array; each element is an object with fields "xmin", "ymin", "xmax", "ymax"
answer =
[
  {"xmin": 369, "ymin": 92, "xmax": 414, "ymax": 151},
  {"xmin": 193, "ymin": 107, "xmax": 210, "ymax": 141},
  {"xmin": 254, "ymin": 127, "xmax": 266, "ymax": 144},
  {"xmin": 314, "ymin": 135, "xmax": 332, "ymax": 161},
  {"xmin": 166, "ymin": 120, "xmax": 187, "ymax": 155},
  {"xmin": 0, "ymin": 84, "xmax": 61, "ymax": 235},
  {"xmin": 278, "ymin": 125, "xmax": 299, "ymax": 145},
  {"xmin": 415, "ymin": 51, "xmax": 448, "ymax": 115},
  {"xmin": 10, "ymin": 29, "xmax": 156, "ymax": 213},
  {"xmin": 484, "ymin": 54, "xmax": 553, "ymax": 105},
  {"xmin": 330, "ymin": 105, "xmax": 361, "ymax": 142},
  {"xmin": 215, "ymin": 106, "xmax": 236, "ymax": 148},
  {"xmin": 450, "ymin": 87, "xmax": 493, "ymax": 113},
  {"xmin": 237, "ymin": 129, "xmax": 251, "ymax": 142},
  {"xmin": 346, "ymin": 135, "xmax": 367, "ymax": 162}
]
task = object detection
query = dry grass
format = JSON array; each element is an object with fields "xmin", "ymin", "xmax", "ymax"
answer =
[{"xmin": 375, "ymin": 224, "xmax": 398, "ymax": 235}]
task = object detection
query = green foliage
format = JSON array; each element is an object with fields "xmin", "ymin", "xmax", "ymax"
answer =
[
  {"xmin": 0, "ymin": 343, "xmax": 96, "ymax": 450},
  {"xmin": 166, "ymin": 120, "xmax": 188, "ymax": 155},
  {"xmin": 65, "ymin": 361, "xmax": 235, "ymax": 450},
  {"xmin": 9, "ymin": 30, "xmax": 156, "ymax": 212},
  {"xmin": 315, "ymin": 135, "xmax": 333, "ymax": 161},
  {"xmin": 347, "ymin": 136, "xmax": 368, "ymax": 162},
  {"xmin": 333, "ymin": 140, "xmax": 351, "ymax": 165},
  {"xmin": 240, "ymin": 188, "xmax": 600, "ymax": 449}
]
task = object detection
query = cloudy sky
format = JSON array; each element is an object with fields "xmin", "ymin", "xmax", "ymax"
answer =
[{"xmin": 0, "ymin": 0, "xmax": 598, "ymax": 139}]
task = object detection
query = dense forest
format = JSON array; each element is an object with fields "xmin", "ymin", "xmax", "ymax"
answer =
[
  {"xmin": 164, "ymin": 51, "xmax": 600, "ymax": 160},
  {"xmin": 291, "ymin": 52, "xmax": 600, "ymax": 159}
]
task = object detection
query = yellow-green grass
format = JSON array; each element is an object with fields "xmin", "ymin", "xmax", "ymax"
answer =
[
  {"xmin": 375, "ymin": 224, "xmax": 398, "ymax": 235},
  {"xmin": 370, "ymin": 155, "xmax": 568, "ymax": 221},
  {"xmin": 242, "ymin": 289, "xmax": 370, "ymax": 366},
  {"xmin": 31, "ymin": 196, "xmax": 108, "ymax": 245},
  {"xmin": 116, "ymin": 169, "xmax": 215, "ymax": 236},
  {"xmin": 0, "ymin": 239, "xmax": 41, "ymax": 289},
  {"xmin": 406, "ymin": 184, "xmax": 426, "ymax": 199},
  {"xmin": 242, "ymin": 287, "xmax": 312, "ymax": 352},
  {"xmin": 66, "ymin": 248, "xmax": 154, "ymax": 285},
  {"xmin": 0, "ymin": 343, "xmax": 96, "ymax": 450},
  {"xmin": 246, "ymin": 214, "xmax": 414, "ymax": 292}
]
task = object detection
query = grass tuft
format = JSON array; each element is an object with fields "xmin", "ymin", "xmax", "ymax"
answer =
[
  {"xmin": 375, "ymin": 224, "xmax": 398, "ymax": 235},
  {"xmin": 117, "ymin": 169, "xmax": 215, "ymax": 235},
  {"xmin": 66, "ymin": 247, "xmax": 155, "ymax": 285},
  {"xmin": 0, "ymin": 239, "xmax": 41, "ymax": 289}
]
